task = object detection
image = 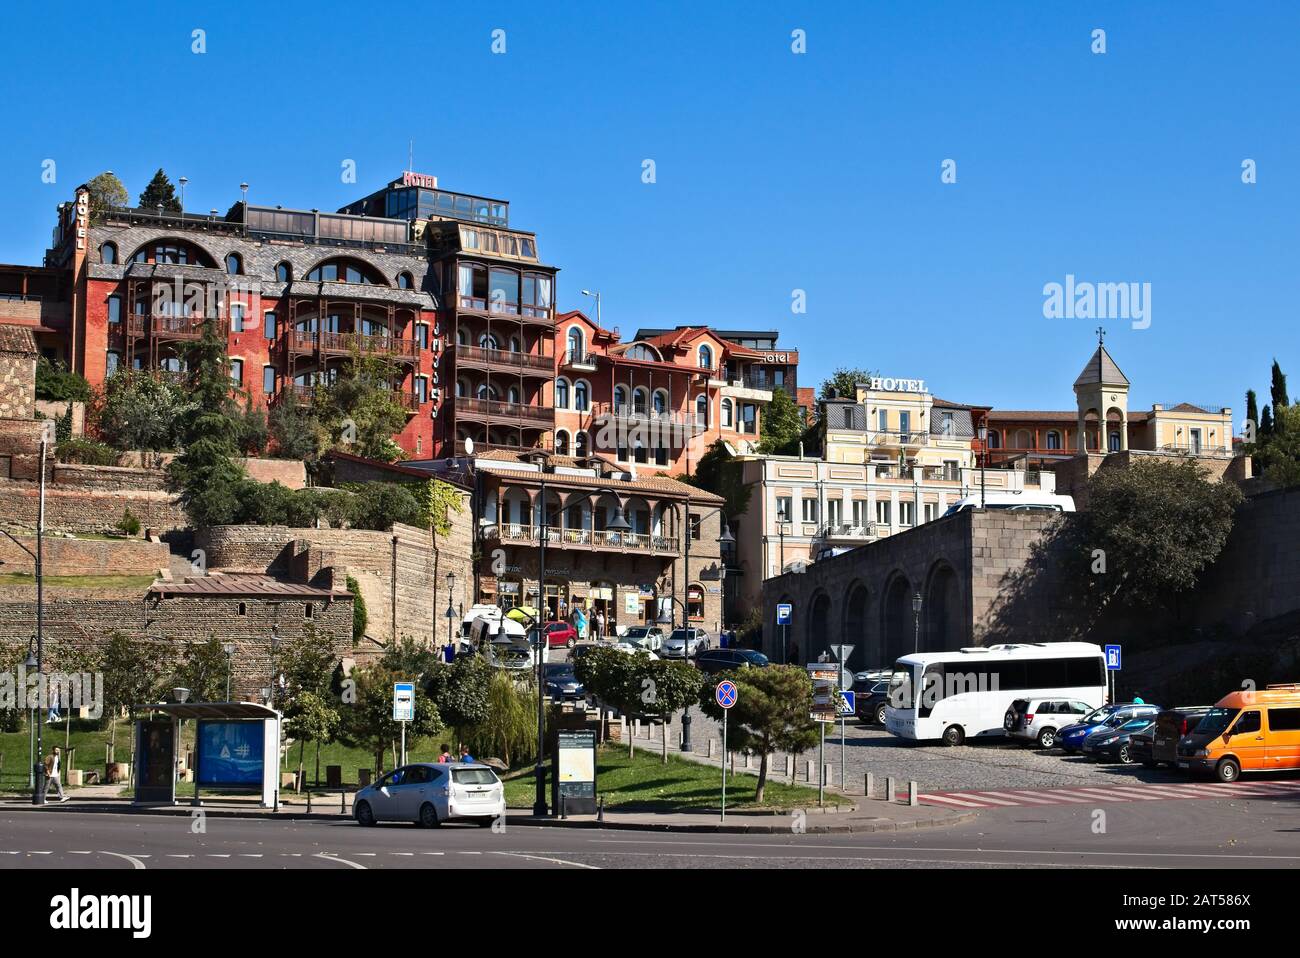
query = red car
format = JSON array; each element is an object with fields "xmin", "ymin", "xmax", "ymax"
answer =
[{"xmin": 543, "ymin": 622, "xmax": 578, "ymax": 648}]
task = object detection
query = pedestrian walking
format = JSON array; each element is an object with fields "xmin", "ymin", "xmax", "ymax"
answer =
[
  {"xmin": 44, "ymin": 746, "xmax": 67, "ymax": 802},
  {"xmin": 437, "ymin": 744, "xmax": 452, "ymax": 763}
]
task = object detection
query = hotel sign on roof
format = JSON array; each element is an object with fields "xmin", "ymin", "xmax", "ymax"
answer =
[{"xmin": 870, "ymin": 377, "xmax": 927, "ymax": 394}]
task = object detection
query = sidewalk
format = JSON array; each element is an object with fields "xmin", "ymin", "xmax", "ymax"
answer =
[{"xmin": 0, "ymin": 787, "xmax": 976, "ymax": 833}]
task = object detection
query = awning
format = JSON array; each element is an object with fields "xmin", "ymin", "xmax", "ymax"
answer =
[{"xmin": 132, "ymin": 701, "xmax": 281, "ymax": 720}]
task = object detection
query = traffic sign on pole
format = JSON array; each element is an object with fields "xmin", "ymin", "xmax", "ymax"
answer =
[
  {"xmin": 776, "ymin": 603, "xmax": 792, "ymax": 626},
  {"xmin": 715, "ymin": 680, "xmax": 738, "ymax": 710},
  {"xmin": 838, "ymin": 690, "xmax": 856, "ymax": 716},
  {"xmin": 393, "ymin": 682, "xmax": 415, "ymax": 721},
  {"xmin": 1105, "ymin": 645, "xmax": 1122, "ymax": 670},
  {"xmin": 714, "ymin": 680, "xmax": 738, "ymax": 823}
]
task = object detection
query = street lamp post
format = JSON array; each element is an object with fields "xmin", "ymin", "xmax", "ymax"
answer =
[
  {"xmin": 912, "ymin": 592, "xmax": 923, "ymax": 654},
  {"xmin": 31, "ymin": 434, "xmax": 47, "ymax": 805},
  {"xmin": 178, "ymin": 176, "xmax": 188, "ymax": 216},
  {"xmin": 24, "ymin": 648, "xmax": 36, "ymax": 791},
  {"xmin": 445, "ymin": 571, "xmax": 457, "ymax": 651},
  {"xmin": 222, "ymin": 642, "xmax": 236, "ymax": 702},
  {"xmin": 977, "ymin": 419, "xmax": 988, "ymax": 508}
]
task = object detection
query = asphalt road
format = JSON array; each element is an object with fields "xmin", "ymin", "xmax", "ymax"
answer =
[{"xmin": 3, "ymin": 792, "xmax": 1298, "ymax": 869}]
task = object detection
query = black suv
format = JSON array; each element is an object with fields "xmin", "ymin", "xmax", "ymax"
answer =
[
  {"xmin": 852, "ymin": 680, "xmax": 891, "ymax": 725},
  {"xmin": 695, "ymin": 648, "xmax": 769, "ymax": 676}
]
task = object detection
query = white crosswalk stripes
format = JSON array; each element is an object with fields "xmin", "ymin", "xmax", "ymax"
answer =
[{"xmin": 919, "ymin": 779, "xmax": 1300, "ymax": 809}]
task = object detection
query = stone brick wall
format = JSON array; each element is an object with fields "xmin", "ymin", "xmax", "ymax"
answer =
[
  {"xmin": 0, "ymin": 534, "xmax": 170, "ymax": 577},
  {"xmin": 0, "ymin": 592, "xmax": 353, "ymax": 702},
  {"xmin": 51, "ymin": 462, "xmax": 168, "ymax": 491},
  {"xmin": 0, "ymin": 351, "xmax": 35, "ymax": 420},
  {"xmin": 0, "ymin": 420, "xmax": 43, "ymax": 480}
]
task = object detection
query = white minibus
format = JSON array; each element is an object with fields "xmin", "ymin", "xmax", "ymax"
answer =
[{"xmin": 884, "ymin": 642, "xmax": 1107, "ymax": 746}]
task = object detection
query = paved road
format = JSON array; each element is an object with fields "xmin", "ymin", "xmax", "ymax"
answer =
[{"xmin": 3, "ymin": 792, "xmax": 1298, "ymax": 869}]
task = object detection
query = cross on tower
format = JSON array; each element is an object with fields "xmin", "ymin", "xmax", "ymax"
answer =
[{"xmin": 1096, "ymin": 326, "xmax": 1106, "ymax": 346}]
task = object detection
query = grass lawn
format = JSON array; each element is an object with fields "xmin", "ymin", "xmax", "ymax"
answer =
[
  {"xmin": 502, "ymin": 743, "xmax": 844, "ymax": 812},
  {"xmin": 0, "ymin": 719, "xmax": 134, "ymax": 793},
  {"xmin": 0, "ymin": 573, "xmax": 158, "ymax": 590}
]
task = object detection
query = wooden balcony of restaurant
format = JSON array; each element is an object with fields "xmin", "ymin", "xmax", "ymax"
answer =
[
  {"xmin": 454, "ymin": 396, "xmax": 554, "ymax": 426},
  {"xmin": 482, "ymin": 523, "xmax": 678, "ymax": 556},
  {"xmin": 455, "ymin": 344, "xmax": 555, "ymax": 375}
]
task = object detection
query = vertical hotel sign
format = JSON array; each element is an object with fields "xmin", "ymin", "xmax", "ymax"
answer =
[{"xmin": 74, "ymin": 187, "xmax": 90, "ymax": 251}]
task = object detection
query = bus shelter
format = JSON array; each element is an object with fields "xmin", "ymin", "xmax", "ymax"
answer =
[{"xmin": 133, "ymin": 701, "xmax": 281, "ymax": 809}]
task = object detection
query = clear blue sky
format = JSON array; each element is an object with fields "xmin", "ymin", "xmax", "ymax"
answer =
[{"xmin": 1, "ymin": 1, "xmax": 1294, "ymax": 415}]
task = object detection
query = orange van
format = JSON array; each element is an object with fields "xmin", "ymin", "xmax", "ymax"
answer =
[{"xmin": 1176, "ymin": 684, "xmax": 1300, "ymax": 783}]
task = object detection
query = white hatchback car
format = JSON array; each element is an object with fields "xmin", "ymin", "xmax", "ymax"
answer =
[
  {"xmin": 354, "ymin": 763, "xmax": 505, "ymax": 828},
  {"xmin": 1005, "ymin": 698, "xmax": 1096, "ymax": 748}
]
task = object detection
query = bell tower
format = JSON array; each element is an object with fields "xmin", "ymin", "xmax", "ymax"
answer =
[{"xmin": 1073, "ymin": 327, "xmax": 1130, "ymax": 453}]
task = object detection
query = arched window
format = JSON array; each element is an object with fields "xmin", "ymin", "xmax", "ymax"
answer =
[
  {"xmin": 507, "ymin": 385, "xmax": 521, "ymax": 405},
  {"xmin": 697, "ymin": 344, "xmax": 713, "ymax": 370},
  {"xmin": 1014, "ymin": 429, "xmax": 1032, "ymax": 449},
  {"xmin": 652, "ymin": 389, "xmax": 668, "ymax": 415},
  {"xmin": 613, "ymin": 385, "xmax": 627, "ymax": 411},
  {"xmin": 456, "ymin": 379, "xmax": 469, "ymax": 398},
  {"xmin": 1045, "ymin": 430, "xmax": 1061, "ymax": 450},
  {"xmin": 721, "ymin": 398, "xmax": 734, "ymax": 428},
  {"xmin": 306, "ymin": 258, "xmax": 383, "ymax": 285},
  {"xmin": 100, "ymin": 242, "xmax": 117, "ymax": 265},
  {"xmin": 225, "ymin": 253, "xmax": 243, "ymax": 276},
  {"xmin": 687, "ymin": 584, "xmax": 704, "ymax": 619},
  {"xmin": 574, "ymin": 431, "xmax": 589, "ymax": 456},
  {"xmin": 476, "ymin": 382, "xmax": 497, "ymax": 400},
  {"xmin": 695, "ymin": 394, "xmax": 709, "ymax": 427},
  {"xmin": 478, "ymin": 332, "xmax": 499, "ymax": 350},
  {"xmin": 626, "ymin": 343, "xmax": 660, "ymax": 362},
  {"xmin": 574, "ymin": 380, "xmax": 590, "ymax": 412},
  {"xmin": 397, "ymin": 271, "xmax": 414, "ymax": 289},
  {"xmin": 632, "ymin": 387, "xmax": 648, "ymax": 414},
  {"xmin": 457, "ymin": 326, "xmax": 470, "ymax": 346},
  {"xmin": 508, "ymin": 335, "xmax": 520, "ymax": 353},
  {"xmin": 566, "ymin": 326, "xmax": 584, "ymax": 362},
  {"xmin": 1108, "ymin": 431, "xmax": 1121, "ymax": 452},
  {"xmin": 555, "ymin": 430, "xmax": 570, "ymax": 456},
  {"xmin": 555, "ymin": 378, "xmax": 570, "ymax": 409},
  {"xmin": 276, "ymin": 262, "xmax": 292, "ymax": 282}
]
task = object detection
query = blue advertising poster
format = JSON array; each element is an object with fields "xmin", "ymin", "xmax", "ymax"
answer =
[{"xmin": 197, "ymin": 721, "xmax": 265, "ymax": 787}]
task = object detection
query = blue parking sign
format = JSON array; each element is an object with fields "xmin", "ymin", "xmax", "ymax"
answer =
[
  {"xmin": 776, "ymin": 603, "xmax": 792, "ymax": 625},
  {"xmin": 1105, "ymin": 645, "xmax": 1121, "ymax": 671}
]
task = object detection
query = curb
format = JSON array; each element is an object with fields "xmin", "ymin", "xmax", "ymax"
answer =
[{"xmin": 0, "ymin": 800, "xmax": 977, "ymax": 833}]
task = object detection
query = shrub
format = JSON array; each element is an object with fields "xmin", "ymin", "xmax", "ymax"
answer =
[
  {"xmin": 348, "ymin": 482, "xmax": 422, "ymax": 530},
  {"xmin": 35, "ymin": 357, "xmax": 92, "ymax": 403},
  {"xmin": 117, "ymin": 508, "xmax": 141, "ymax": 536},
  {"xmin": 347, "ymin": 576, "xmax": 367, "ymax": 642},
  {"xmin": 54, "ymin": 437, "xmax": 118, "ymax": 465}
]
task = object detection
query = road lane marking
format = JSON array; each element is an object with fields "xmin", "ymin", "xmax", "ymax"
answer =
[
  {"xmin": 490, "ymin": 851, "xmax": 600, "ymax": 869},
  {"xmin": 313, "ymin": 853, "xmax": 366, "ymax": 870},
  {"xmin": 98, "ymin": 851, "xmax": 146, "ymax": 870},
  {"xmin": 980, "ymin": 791, "xmax": 1061, "ymax": 805}
]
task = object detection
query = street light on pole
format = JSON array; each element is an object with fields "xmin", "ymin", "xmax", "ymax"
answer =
[
  {"xmin": 445, "ymin": 572, "xmax": 457, "ymax": 651},
  {"xmin": 912, "ymin": 592, "xmax": 923, "ymax": 654},
  {"xmin": 579, "ymin": 289, "xmax": 601, "ymax": 329},
  {"xmin": 178, "ymin": 176, "xmax": 188, "ymax": 216},
  {"xmin": 977, "ymin": 419, "xmax": 988, "ymax": 509},
  {"xmin": 221, "ymin": 642, "xmax": 236, "ymax": 702}
]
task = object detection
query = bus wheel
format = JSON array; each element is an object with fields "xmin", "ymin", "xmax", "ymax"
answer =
[
  {"xmin": 1215, "ymin": 757, "xmax": 1240, "ymax": 784},
  {"xmin": 941, "ymin": 725, "xmax": 965, "ymax": 747}
]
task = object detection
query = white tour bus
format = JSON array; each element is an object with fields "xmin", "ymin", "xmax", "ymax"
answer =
[
  {"xmin": 884, "ymin": 642, "xmax": 1107, "ymax": 746},
  {"xmin": 942, "ymin": 491, "xmax": 1076, "ymax": 517}
]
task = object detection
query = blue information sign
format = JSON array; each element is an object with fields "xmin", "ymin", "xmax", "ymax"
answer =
[
  {"xmin": 1105, "ymin": 645, "xmax": 1122, "ymax": 671},
  {"xmin": 838, "ymin": 690, "xmax": 856, "ymax": 716},
  {"xmin": 776, "ymin": 603, "xmax": 792, "ymax": 625}
]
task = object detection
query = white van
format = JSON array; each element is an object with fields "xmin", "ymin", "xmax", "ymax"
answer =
[
  {"xmin": 460, "ymin": 605, "xmax": 544, "ymax": 669},
  {"xmin": 942, "ymin": 491, "xmax": 1075, "ymax": 517}
]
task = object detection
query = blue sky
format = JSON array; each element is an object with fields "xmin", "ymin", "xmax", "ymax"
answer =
[{"xmin": 0, "ymin": 1, "xmax": 1294, "ymax": 415}]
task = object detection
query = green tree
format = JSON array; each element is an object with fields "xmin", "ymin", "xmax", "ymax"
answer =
[
  {"xmin": 172, "ymin": 636, "xmax": 232, "ymax": 703},
  {"xmin": 97, "ymin": 634, "xmax": 168, "ymax": 734},
  {"xmin": 1257, "ymin": 404, "xmax": 1300, "ymax": 488},
  {"xmin": 1077, "ymin": 457, "xmax": 1243, "ymax": 618},
  {"xmin": 316, "ymin": 353, "xmax": 408, "ymax": 461},
  {"xmin": 1270, "ymin": 359, "xmax": 1289, "ymax": 420},
  {"xmin": 338, "ymin": 661, "xmax": 442, "ymax": 774},
  {"xmin": 425, "ymin": 653, "xmax": 492, "ymax": 737},
  {"xmin": 639, "ymin": 659, "xmax": 705, "ymax": 762},
  {"xmin": 463, "ymin": 671, "xmax": 540, "ymax": 766},
  {"xmin": 757, "ymin": 387, "xmax": 805, "ymax": 455},
  {"xmin": 1244, "ymin": 389, "xmax": 1259, "ymax": 451},
  {"xmin": 138, "ymin": 169, "xmax": 181, "ymax": 213},
  {"xmin": 346, "ymin": 576, "xmax": 368, "ymax": 642},
  {"xmin": 273, "ymin": 627, "xmax": 342, "ymax": 785},
  {"xmin": 92, "ymin": 371, "xmax": 191, "ymax": 452},
  {"xmin": 1261, "ymin": 404, "xmax": 1274, "ymax": 437},
  {"xmin": 819, "ymin": 367, "xmax": 874, "ymax": 402},
  {"xmin": 233, "ymin": 397, "xmax": 268, "ymax": 456},
  {"xmin": 697, "ymin": 665, "xmax": 819, "ymax": 803},
  {"xmin": 166, "ymin": 318, "xmax": 247, "ymax": 526},
  {"xmin": 84, "ymin": 171, "xmax": 128, "ymax": 223},
  {"xmin": 681, "ymin": 440, "xmax": 751, "ymax": 517},
  {"xmin": 347, "ymin": 481, "xmax": 423, "ymax": 530},
  {"xmin": 268, "ymin": 394, "xmax": 325, "ymax": 462},
  {"xmin": 36, "ymin": 357, "xmax": 92, "ymax": 403}
]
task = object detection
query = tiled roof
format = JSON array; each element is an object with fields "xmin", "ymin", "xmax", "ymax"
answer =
[
  {"xmin": 475, "ymin": 453, "xmax": 724, "ymax": 503},
  {"xmin": 1074, "ymin": 346, "xmax": 1130, "ymax": 387},
  {"xmin": 0, "ymin": 324, "xmax": 37, "ymax": 355},
  {"xmin": 150, "ymin": 573, "xmax": 348, "ymax": 599}
]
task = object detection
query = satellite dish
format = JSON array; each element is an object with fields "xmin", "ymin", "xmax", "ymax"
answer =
[{"xmin": 464, "ymin": 437, "xmax": 474, "ymax": 456}]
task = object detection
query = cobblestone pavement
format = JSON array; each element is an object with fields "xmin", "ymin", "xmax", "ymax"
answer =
[{"xmin": 635, "ymin": 708, "xmax": 1200, "ymax": 795}]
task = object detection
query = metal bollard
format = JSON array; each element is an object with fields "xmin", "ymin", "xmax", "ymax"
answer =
[
  {"xmin": 865, "ymin": 771, "xmax": 874, "ymax": 799},
  {"xmin": 806, "ymin": 760, "xmax": 814, "ymax": 782},
  {"xmin": 908, "ymin": 781, "xmax": 918, "ymax": 807},
  {"xmin": 824, "ymin": 763, "xmax": 833, "ymax": 787},
  {"xmin": 885, "ymin": 775, "xmax": 896, "ymax": 803},
  {"xmin": 307, "ymin": 788, "xmax": 312, "ymax": 813},
  {"xmin": 707, "ymin": 739, "xmax": 715, "ymax": 758},
  {"xmin": 786, "ymin": 754, "xmax": 794, "ymax": 780},
  {"xmin": 745, "ymin": 752, "xmax": 753, "ymax": 770},
  {"xmin": 340, "ymin": 789, "xmax": 346, "ymax": 814}
]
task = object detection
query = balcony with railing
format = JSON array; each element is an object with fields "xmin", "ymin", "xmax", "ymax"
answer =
[
  {"xmin": 814, "ymin": 521, "xmax": 879, "ymax": 544},
  {"xmin": 483, "ymin": 522, "xmax": 677, "ymax": 555},
  {"xmin": 593, "ymin": 402, "xmax": 697, "ymax": 431},
  {"xmin": 456, "ymin": 344, "xmax": 555, "ymax": 374},
  {"xmin": 560, "ymin": 349, "xmax": 599, "ymax": 372},
  {"xmin": 870, "ymin": 431, "xmax": 929, "ymax": 448},
  {"xmin": 122, "ymin": 315, "xmax": 225, "ymax": 341},
  {"xmin": 454, "ymin": 396, "xmax": 554, "ymax": 425},
  {"xmin": 283, "ymin": 329, "xmax": 419, "ymax": 361}
]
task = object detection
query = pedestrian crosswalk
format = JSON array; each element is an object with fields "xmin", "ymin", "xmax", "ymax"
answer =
[{"xmin": 918, "ymin": 779, "xmax": 1300, "ymax": 809}]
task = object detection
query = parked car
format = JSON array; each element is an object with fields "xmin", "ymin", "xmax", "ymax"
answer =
[
  {"xmin": 1177, "ymin": 684, "xmax": 1300, "ymax": 783},
  {"xmin": 660, "ymin": 628, "xmax": 711, "ymax": 659},
  {"xmin": 853, "ymin": 680, "xmax": 891, "ymax": 725},
  {"xmin": 542, "ymin": 621, "xmax": 578, "ymax": 648},
  {"xmin": 1004, "ymin": 698, "xmax": 1097, "ymax": 748},
  {"xmin": 854, "ymin": 668, "xmax": 893, "ymax": 685},
  {"xmin": 695, "ymin": 648, "xmax": 769, "ymax": 676},
  {"xmin": 611, "ymin": 642, "xmax": 658, "ymax": 660},
  {"xmin": 1082, "ymin": 716, "xmax": 1157, "ymax": 763},
  {"xmin": 1132, "ymin": 707, "xmax": 1213, "ymax": 768},
  {"xmin": 544, "ymin": 663, "xmax": 585, "ymax": 701},
  {"xmin": 353, "ymin": 763, "xmax": 504, "ymax": 828},
  {"xmin": 622, "ymin": 626, "xmax": 665, "ymax": 652},
  {"xmin": 1057, "ymin": 703, "xmax": 1161, "ymax": 753}
]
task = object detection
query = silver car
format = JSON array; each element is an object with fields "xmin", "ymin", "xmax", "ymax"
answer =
[
  {"xmin": 354, "ymin": 763, "xmax": 505, "ymax": 828},
  {"xmin": 660, "ymin": 628, "xmax": 710, "ymax": 659},
  {"xmin": 622, "ymin": 626, "xmax": 665, "ymax": 651}
]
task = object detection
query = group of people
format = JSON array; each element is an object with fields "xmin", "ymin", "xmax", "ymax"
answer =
[
  {"xmin": 437, "ymin": 744, "xmax": 476, "ymax": 764},
  {"xmin": 549, "ymin": 602, "xmax": 610, "ymax": 641}
]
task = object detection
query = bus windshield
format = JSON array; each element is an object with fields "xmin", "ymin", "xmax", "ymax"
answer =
[{"xmin": 888, "ymin": 664, "xmax": 913, "ymax": 709}]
